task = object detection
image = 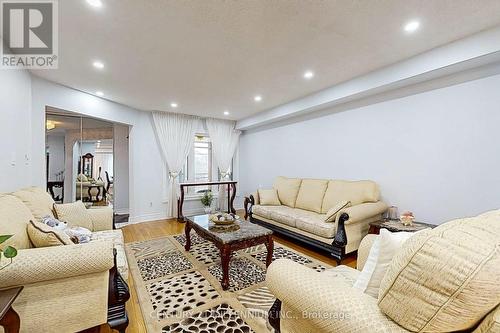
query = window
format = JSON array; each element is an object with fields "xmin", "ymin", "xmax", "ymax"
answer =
[
  {"xmin": 180, "ymin": 135, "xmax": 213, "ymax": 194},
  {"xmin": 176, "ymin": 134, "xmax": 236, "ymax": 197}
]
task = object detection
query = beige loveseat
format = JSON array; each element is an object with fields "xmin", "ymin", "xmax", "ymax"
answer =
[
  {"xmin": 266, "ymin": 209, "xmax": 500, "ymax": 333},
  {"xmin": 0, "ymin": 187, "xmax": 129, "ymax": 333},
  {"xmin": 245, "ymin": 176, "xmax": 387, "ymax": 262}
]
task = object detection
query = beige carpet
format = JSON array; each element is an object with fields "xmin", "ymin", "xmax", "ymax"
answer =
[{"xmin": 125, "ymin": 231, "xmax": 332, "ymax": 333}]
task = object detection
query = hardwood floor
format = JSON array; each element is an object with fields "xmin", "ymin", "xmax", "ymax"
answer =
[{"xmin": 98, "ymin": 211, "xmax": 356, "ymax": 333}]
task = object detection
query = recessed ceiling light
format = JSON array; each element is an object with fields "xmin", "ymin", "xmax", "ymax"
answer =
[
  {"xmin": 170, "ymin": 102, "xmax": 178, "ymax": 108},
  {"xmin": 254, "ymin": 95, "xmax": 262, "ymax": 102},
  {"xmin": 86, "ymin": 0, "xmax": 103, "ymax": 8},
  {"xmin": 223, "ymin": 111, "xmax": 230, "ymax": 116},
  {"xmin": 303, "ymin": 71, "xmax": 314, "ymax": 79},
  {"xmin": 93, "ymin": 61, "xmax": 104, "ymax": 69},
  {"xmin": 96, "ymin": 91, "xmax": 104, "ymax": 97},
  {"xmin": 404, "ymin": 20, "xmax": 420, "ymax": 33}
]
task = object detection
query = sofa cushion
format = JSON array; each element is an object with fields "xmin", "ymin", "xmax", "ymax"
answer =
[
  {"xmin": 295, "ymin": 179, "xmax": 329, "ymax": 213},
  {"xmin": 378, "ymin": 211, "xmax": 500, "ymax": 332},
  {"xmin": 252, "ymin": 205, "xmax": 296, "ymax": 227},
  {"xmin": 354, "ymin": 229, "xmax": 418, "ymax": 298},
  {"xmin": 54, "ymin": 201, "xmax": 94, "ymax": 230},
  {"xmin": 12, "ymin": 187, "xmax": 55, "ymax": 222},
  {"xmin": 273, "ymin": 176, "xmax": 302, "ymax": 208},
  {"xmin": 295, "ymin": 211, "xmax": 336, "ymax": 238},
  {"xmin": 91, "ymin": 229, "xmax": 128, "ymax": 279},
  {"xmin": 323, "ymin": 265, "xmax": 360, "ymax": 287},
  {"xmin": 0, "ymin": 195, "xmax": 35, "ymax": 249},
  {"xmin": 258, "ymin": 189, "xmax": 281, "ymax": 206},
  {"xmin": 321, "ymin": 180, "xmax": 379, "ymax": 213},
  {"xmin": 27, "ymin": 220, "xmax": 74, "ymax": 247}
]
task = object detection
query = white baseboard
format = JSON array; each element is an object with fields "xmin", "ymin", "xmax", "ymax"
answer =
[{"xmin": 128, "ymin": 212, "xmax": 169, "ymax": 224}]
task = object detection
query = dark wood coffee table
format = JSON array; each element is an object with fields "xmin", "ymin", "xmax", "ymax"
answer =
[
  {"xmin": 0, "ymin": 286, "xmax": 23, "ymax": 333},
  {"xmin": 184, "ymin": 214, "xmax": 273, "ymax": 290}
]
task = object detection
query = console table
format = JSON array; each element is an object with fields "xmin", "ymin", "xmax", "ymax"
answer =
[{"xmin": 178, "ymin": 181, "xmax": 237, "ymax": 219}]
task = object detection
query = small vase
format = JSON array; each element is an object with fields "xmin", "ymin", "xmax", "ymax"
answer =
[
  {"xmin": 401, "ymin": 216, "xmax": 414, "ymax": 226},
  {"xmin": 204, "ymin": 206, "xmax": 211, "ymax": 214}
]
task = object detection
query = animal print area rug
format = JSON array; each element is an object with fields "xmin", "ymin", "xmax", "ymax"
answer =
[{"xmin": 125, "ymin": 232, "xmax": 332, "ymax": 333}]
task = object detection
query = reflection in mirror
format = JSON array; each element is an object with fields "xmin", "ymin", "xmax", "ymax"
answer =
[{"xmin": 45, "ymin": 109, "xmax": 114, "ymax": 208}]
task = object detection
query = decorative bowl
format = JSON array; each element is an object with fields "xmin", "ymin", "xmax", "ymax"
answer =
[{"xmin": 209, "ymin": 212, "xmax": 240, "ymax": 225}]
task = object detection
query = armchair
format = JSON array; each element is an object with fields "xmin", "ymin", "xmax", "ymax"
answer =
[
  {"xmin": 0, "ymin": 188, "xmax": 130, "ymax": 333},
  {"xmin": 266, "ymin": 210, "xmax": 500, "ymax": 333}
]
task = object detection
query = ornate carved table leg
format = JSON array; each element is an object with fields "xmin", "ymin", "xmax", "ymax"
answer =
[
  {"xmin": 229, "ymin": 183, "xmax": 237, "ymax": 214},
  {"xmin": 179, "ymin": 185, "xmax": 185, "ymax": 220},
  {"xmin": 220, "ymin": 245, "xmax": 232, "ymax": 290},
  {"xmin": 184, "ymin": 222, "xmax": 192, "ymax": 251},
  {"xmin": 0, "ymin": 308, "xmax": 21, "ymax": 333},
  {"xmin": 265, "ymin": 235, "xmax": 274, "ymax": 267}
]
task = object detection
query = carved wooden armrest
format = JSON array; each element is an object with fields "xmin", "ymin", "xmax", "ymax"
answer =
[
  {"xmin": 244, "ymin": 194, "xmax": 255, "ymax": 220},
  {"xmin": 268, "ymin": 299, "xmax": 282, "ymax": 332},
  {"xmin": 331, "ymin": 212, "xmax": 349, "ymax": 264},
  {"xmin": 107, "ymin": 248, "xmax": 130, "ymax": 333}
]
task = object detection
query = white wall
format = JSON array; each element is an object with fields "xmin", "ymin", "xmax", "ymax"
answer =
[
  {"xmin": 113, "ymin": 124, "xmax": 130, "ymax": 215},
  {"xmin": 239, "ymin": 74, "xmax": 500, "ymax": 224},
  {"xmin": 30, "ymin": 76, "xmax": 167, "ymax": 222},
  {"xmin": 46, "ymin": 134, "xmax": 65, "ymax": 180},
  {"xmin": 0, "ymin": 70, "xmax": 32, "ymax": 192}
]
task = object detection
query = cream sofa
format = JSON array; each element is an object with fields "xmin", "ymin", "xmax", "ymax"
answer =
[
  {"xmin": 245, "ymin": 176, "xmax": 387, "ymax": 262},
  {"xmin": 0, "ymin": 187, "xmax": 129, "ymax": 333},
  {"xmin": 266, "ymin": 209, "xmax": 500, "ymax": 333}
]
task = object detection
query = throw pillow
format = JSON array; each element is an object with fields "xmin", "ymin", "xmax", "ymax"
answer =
[
  {"xmin": 65, "ymin": 226, "xmax": 92, "ymax": 244},
  {"xmin": 353, "ymin": 228, "xmax": 421, "ymax": 298},
  {"xmin": 324, "ymin": 200, "xmax": 351, "ymax": 222},
  {"xmin": 258, "ymin": 189, "xmax": 281, "ymax": 206},
  {"xmin": 27, "ymin": 220, "xmax": 74, "ymax": 247},
  {"xmin": 378, "ymin": 213, "xmax": 500, "ymax": 332},
  {"xmin": 41, "ymin": 215, "xmax": 68, "ymax": 230},
  {"xmin": 53, "ymin": 201, "xmax": 94, "ymax": 230}
]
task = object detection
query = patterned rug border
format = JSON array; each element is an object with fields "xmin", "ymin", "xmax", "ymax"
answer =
[{"xmin": 125, "ymin": 232, "xmax": 333, "ymax": 333}]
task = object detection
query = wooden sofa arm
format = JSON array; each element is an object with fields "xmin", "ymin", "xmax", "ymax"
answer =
[
  {"xmin": 107, "ymin": 248, "xmax": 130, "ymax": 333},
  {"xmin": 244, "ymin": 194, "xmax": 255, "ymax": 220},
  {"xmin": 331, "ymin": 212, "xmax": 349, "ymax": 264}
]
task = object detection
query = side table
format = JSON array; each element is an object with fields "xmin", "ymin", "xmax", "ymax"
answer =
[
  {"xmin": 369, "ymin": 219, "xmax": 436, "ymax": 234},
  {"xmin": 0, "ymin": 286, "xmax": 23, "ymax": 333}
]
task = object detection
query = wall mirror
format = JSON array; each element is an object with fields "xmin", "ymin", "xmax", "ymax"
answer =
[{"xmin": 45, "ymin": 107, "xmax": 120, "ymax": 209}]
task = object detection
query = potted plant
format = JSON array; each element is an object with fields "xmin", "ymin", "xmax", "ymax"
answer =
[
  {"xmin": 0, "ymin": 235, "xmax": 17, "ymax": 270},
  {"xmin": 201, "ymin": 191, "xmax": 213, "ymax": 214}
]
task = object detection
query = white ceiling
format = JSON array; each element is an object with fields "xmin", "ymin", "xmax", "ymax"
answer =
[{"xmin": 32, "ymin": 0, "xmax": 500, "ymax": 120}]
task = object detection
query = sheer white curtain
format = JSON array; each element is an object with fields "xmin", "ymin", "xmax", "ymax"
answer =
[
  {"xmin": 206, "ymin": 118, "xmax": 241, "ymax": 211},
  {"xmin": 152, "ymin": 112, "xmax": 200, "ymax": 217}
]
